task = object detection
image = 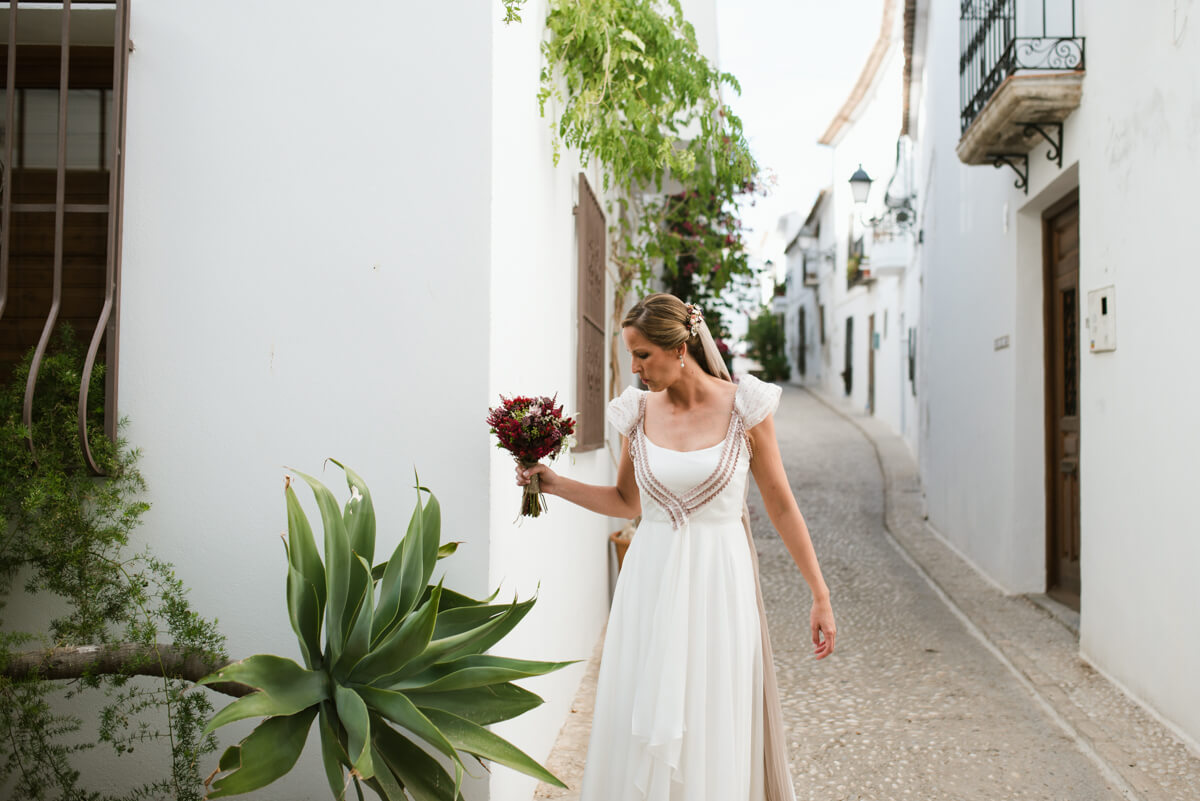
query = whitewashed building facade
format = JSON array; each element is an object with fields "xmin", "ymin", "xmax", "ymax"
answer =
[
  {"xmin": 0, "ymin": 1, "xmax": 720, "ymax": 798},
  {"xmin": 906, "ymin": 0, "xmax": 1200, "ymax": 748},
  {"xmin": 777, "ymin": 0, "xmax": 922, "ymax": 455},
  {"xmin": 780, "ymin": 0, "xmax": 1200, "ymax": 750}
]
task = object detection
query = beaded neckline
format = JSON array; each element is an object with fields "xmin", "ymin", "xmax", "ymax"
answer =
[{"xmin": 629, "ymin": 390, "xmax": 747, "ymax": 530}]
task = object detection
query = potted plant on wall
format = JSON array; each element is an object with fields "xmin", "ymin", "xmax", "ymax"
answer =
[{"xmin": 609, "ymin": 518, "xmax": 638, "ymax": 572}]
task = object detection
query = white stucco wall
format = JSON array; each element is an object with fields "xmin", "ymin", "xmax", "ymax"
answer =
[
  {"xmin": 913, "ymin": 0, "xmax": 1200, "ymax": 747},
  {"xmin": 1070, "ymin": 0, "xmax": 1200, "ymax": 748},
  {"xmin": 113, "ymin": 1, "xmax": 495, "ymax": 797},
  {"xmin": 911, "ymin": 0, "xmax": 1032, "ymax": 594},
  {"xmin": 485, "ymin": 4, "xmax": 620, "ymax": 800}
]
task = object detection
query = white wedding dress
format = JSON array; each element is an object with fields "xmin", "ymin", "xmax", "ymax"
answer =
[{"xmin": 579, "ymin": 374, "xmax": 796, "ymax": 801}]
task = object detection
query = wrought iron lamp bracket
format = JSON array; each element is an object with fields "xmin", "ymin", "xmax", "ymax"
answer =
[
  {"xmin": 993, "ymin": 154, "xmax": 1029, "ymax": 195},
  {"xmin": 1021, "ymin": 122, "xmax": 1064, "ymax": 168}
]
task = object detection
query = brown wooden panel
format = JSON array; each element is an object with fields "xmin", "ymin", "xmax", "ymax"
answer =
[
  {"xmin": 576, "ymin": 173, "xmax": 606, "ymax": 452},
  {"xmin": 0, "ymin": 45, "xmax": 114, "ymax": 89},
  {"xmin": 1043, "ymin": 190, "xmax": 1081, "ymax": 610}
]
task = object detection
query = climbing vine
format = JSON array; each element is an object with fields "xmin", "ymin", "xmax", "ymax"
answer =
[
  {"xmin": 0, "ymin": 327, "xmax": 227, "ymax": 801},
  {"xmin": 503, "ymin": 0, "xmax": 765, "ymax": 392}
]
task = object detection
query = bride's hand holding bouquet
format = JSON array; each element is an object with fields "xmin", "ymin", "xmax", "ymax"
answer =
[{"xmin": 486, "ymin": 394, "xmax": 575, "ymax": 518}]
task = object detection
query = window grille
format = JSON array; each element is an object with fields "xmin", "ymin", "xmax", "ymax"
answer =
[
  {"xmin": 575, "ymin": 173, "xmax": 605, "ymax": 452},
  {"xmin": 0, "ymin": 0, "xmax": 129, "ymax": 473}
]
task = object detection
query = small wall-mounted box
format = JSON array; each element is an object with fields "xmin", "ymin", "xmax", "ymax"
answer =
[{"xmin": 1087, "ymin": 285, "xmax": 1116, "ymax": 352}]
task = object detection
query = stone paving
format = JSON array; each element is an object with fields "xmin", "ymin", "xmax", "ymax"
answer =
[{"xmin": 534, "ymin": 385, "xmax": 1200, "ymax": 801}]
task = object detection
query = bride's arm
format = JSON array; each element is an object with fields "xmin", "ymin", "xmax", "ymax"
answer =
[
  {"xmin": 748, "ymin": 415, "xmax": 837, "ymax": 658},
  {"xmin": 517, "ymin": 435, "xmax": 641, "ymax": 520}
]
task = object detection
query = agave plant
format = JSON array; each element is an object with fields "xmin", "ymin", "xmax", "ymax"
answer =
[{"xmin": 200, "ymin": 461, "xmax": 573, "ymax": 799}]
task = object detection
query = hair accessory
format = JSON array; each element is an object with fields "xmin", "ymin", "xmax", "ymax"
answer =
[{"xmin": 685, "ymin": 303, "xmax": 704, "ymax": 338}]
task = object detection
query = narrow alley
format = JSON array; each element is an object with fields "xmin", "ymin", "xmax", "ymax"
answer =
[{"xmin": 539, "ymin": 386, "xmax": 1199, "ymax": 801}]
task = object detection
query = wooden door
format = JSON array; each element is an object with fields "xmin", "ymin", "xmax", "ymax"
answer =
[
  {"xmin": 1044, "ymin": 192, "xmax": 1081, "ymax": 609},
  {"xmin": 841, "ymin": 317, "xmax": 853, "ymax": 395},
  {"xmin": 798, "ymin": 307, "xmax": 807, "ymax": 377},
  {"xmin": 867, "ymin": 313, "xmax": 876, "ymax": 415}
]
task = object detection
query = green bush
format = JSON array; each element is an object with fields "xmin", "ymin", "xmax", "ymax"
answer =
[
  {"xmin": 745, "ymin": 308, "xmax": 790, "ymax": 382},
  {"xmin": 0, "ymin": 325, "xmax": 226, "ymax": 801}
]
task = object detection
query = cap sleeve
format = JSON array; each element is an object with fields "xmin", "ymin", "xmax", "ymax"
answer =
[
  {"xmin": 735, "ymin": 374, "xmax": 782, "ymax": 429},
  {"xmin": 607, "ymin": 384, "xmax": 645, "ymax": 437}
]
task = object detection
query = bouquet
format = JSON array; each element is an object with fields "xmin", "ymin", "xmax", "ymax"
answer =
[{"xmin": 486, "ymin": 394, "xmax": 576, "ymax": 518}]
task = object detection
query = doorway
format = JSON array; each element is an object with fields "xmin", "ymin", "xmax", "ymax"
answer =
[
  {"xmin": 841, "ymin": 317, "xmax": 853, "ymax": 395},
  {"xmin": 1043, "ymin": 191, "xmax": 1081, "ymax": 610},
  {"xmin": 798, "ymin": 307, "xmax": 807, "ymax": 377},
  {"xmin": 867, "ymin": 313, "xmax": 876, "ymax": 415}
]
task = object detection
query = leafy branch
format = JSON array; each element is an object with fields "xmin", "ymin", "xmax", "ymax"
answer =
[{"xmin": 506, "ymin": 0, "xmax": 765, "ymax": 394}]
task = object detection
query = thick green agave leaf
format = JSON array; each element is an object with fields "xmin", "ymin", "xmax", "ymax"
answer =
[
  {"xmin": 423, "ymin": 707, "xmax": 566, "ymax": 788},
  {"xmin": 357, "ymin": 690, "xmax": 464, "ymax": 796},
  {"xmin": 335, "ymin": 685, "xmax": 375, "ymax": 781},
  {"xmin": 334, "ymin": 553, "xmax": 375, "ymax": 679},
  {"xmin": 200, "ymin": 655, "xmax": 329, "ymax": 733},
  {"xmin": 205, "ymin": 707, "xmax": 318, "ymax": 798},
  {"xmin": 331, "ymin": 459, "xmax": 376, "ymax": 566},
  {"xmin": 352, "ymin": 583, "xmax": 442, "ymax": 685},
  {"xmin": 285, "ymin": 478, "xmax": 327, "ymax": 610},
  {"xmin": 389, "ymin": 654, "xmax": 576, "ymax": 694},
  {"xmin": 293, "ymin": 469, "xmax": 354, "ymax": 664},
  {"xmin": 319, "ymin": 704, "xmax": 351, "ymax": 801},
  {"xmin": 373, "ymin": 723, "xmax": 465, "ymax": 801},
  {"xmin": 404, "ymin": 682, "xmax": 545, "ymax": 726},
  {"xmin": 364, "ymin": 753, "xmax": 406, "ymax": 801},
  {"xmin": 432, "ymin": 601, "xmax": 518, "ymax": 640},
  {"xmin": 285, "ymin": 559, "xmax": 323, "ymax": 669},
  {"xmin": 397, "ymin": 595, "xmax": 537, "ymax": 679},
  {"xmin": 374, "ymin": 487, "xmax": 441, "ymax": 639},
  {"xmin": 424, "ymin": 583, "xmax": 502, "ymax": 611}
]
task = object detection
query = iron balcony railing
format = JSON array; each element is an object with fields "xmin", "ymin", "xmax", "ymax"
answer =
[{"xmin": 959, "ymin": 0, "xmax": 1084, "ymax": 133}]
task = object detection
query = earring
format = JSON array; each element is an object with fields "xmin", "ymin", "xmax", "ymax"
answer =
[{"xmin": 680, "ymin": 357, "xmax": 686, "ymax": 367}]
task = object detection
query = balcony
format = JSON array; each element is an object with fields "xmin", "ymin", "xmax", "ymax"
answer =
[
  {"xmin": 957, "ymin": 0, "xmax": 1085, "ymax": 168},
  {"xmin": 867, "ymin": 224, "xmax": 915, "ymax": 276}
]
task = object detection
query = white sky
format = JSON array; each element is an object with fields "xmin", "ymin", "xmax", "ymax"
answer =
[{"xmin": 715, "ymin": 0, "xmax": 886, "ymax": 255}]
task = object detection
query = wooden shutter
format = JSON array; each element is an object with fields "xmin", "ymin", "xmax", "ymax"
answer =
[{"xmin": 575, "ymin": 173, "xmax": 605, "ymax": 451}]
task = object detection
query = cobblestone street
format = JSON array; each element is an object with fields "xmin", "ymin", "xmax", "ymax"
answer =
[
  {"xmin": 751, "ymin": 388, "xmax": 1121, "ymax": 801},
  {"xmin": 537, "ymin": 385, "xmax": 1200, "ymax": 801}
]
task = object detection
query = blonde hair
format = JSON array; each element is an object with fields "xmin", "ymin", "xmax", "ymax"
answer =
[{"xmin": 622, "ymin": 293, "xmax": 722, "ymax": 379}]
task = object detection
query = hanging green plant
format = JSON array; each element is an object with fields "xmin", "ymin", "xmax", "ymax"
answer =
[{"xmin": 503, "ymin": 0, "xmax": 764, "ymax": 393}]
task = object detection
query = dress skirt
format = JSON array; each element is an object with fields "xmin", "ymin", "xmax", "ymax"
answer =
[{"xmin": 578, "ymin": 510, "xmax": 766, "ymax": 800}]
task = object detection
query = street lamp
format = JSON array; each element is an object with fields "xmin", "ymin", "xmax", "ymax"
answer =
[{"xmin": 849, "ymin": 164, "xmax": 873, "ymax": 204}]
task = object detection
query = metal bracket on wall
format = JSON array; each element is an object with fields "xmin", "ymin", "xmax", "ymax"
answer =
[
  {"xmin": 993, "ymin": 154, "xmax": 1029, "ymax": 195},
  {"xmin": 1021, "ymin": 122, "xmax": 1064, "ymax": 168}
]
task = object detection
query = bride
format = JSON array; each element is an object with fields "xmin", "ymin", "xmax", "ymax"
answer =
[{"xmin": 518, "ymin": 293, "xmax": 835, "ymax": 801}]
